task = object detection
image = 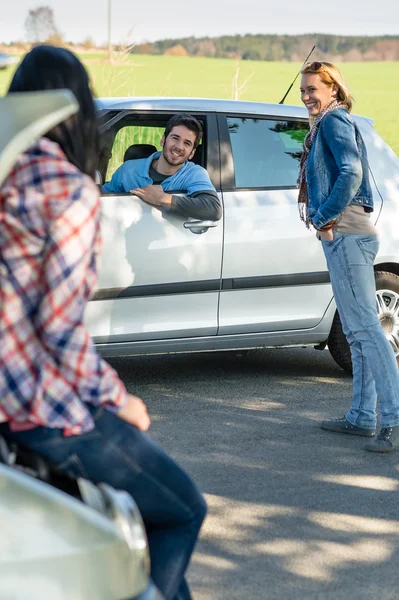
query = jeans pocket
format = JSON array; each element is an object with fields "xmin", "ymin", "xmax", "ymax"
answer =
[
  {"xmin": 57, "ymin": 453, "xmax": 87, "ymax": 479},
  {"xmin": 356, "ymin": 236, "xmax": 379, "ymax": 265},
  {"xmin": 322, "ymin": 233, "xmax": 344, "ymax": 251}
]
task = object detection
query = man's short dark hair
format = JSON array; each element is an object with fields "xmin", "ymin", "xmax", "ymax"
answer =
[{"xmin": 164, "ymin": 114, "xmax": 203, "ymax": 149}]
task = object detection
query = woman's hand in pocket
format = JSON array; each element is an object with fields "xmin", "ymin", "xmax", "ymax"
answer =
[
  {"xmin": 117, "ymin": 394, "xmax": 151, "ymax": 431},
  {"xmin": 320, "ymin": 229, "xmax": 334, "ymax": 241}
]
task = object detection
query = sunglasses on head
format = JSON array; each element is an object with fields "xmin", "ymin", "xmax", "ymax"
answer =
[{"xmin": 305, "ymin": 61, "xmax": 324, "ymax": 71}]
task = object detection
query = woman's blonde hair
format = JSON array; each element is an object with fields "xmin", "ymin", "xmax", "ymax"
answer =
[{"xmin": 301, "ymin": 61, "xmax": 353, "ymax": 112}]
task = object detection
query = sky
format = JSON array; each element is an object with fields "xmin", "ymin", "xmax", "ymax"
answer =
[{"xmin": 2, "ymin": 0, "xmax": 399, "ymax": 45}]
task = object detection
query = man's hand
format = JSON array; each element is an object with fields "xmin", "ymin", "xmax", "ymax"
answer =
[
  {"xmin": 117, "ymin": 394, "xmax": 151, "ymax": 431},
  {"xmin": 130, "ymin": 185, "xmax": 172, "ymax": 208}
]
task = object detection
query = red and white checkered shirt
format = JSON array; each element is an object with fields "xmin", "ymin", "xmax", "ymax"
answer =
[{"xmin": 0, "ymin": 138, "xmax": 127, "ymax": 435}]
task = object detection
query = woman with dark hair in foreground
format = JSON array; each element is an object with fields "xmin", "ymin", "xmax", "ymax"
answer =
[{"xmin": 0, "ymin": 45, "xmax": 206, "ymax": 600}]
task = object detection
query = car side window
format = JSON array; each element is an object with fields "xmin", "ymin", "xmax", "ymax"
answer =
[
  {"xmin": 226, "ymin": 117, "xmax": 309, "ymax": 189},
  {"xmin": 106, "ymin": 125, "xmax": 164, "ymax": 182}
]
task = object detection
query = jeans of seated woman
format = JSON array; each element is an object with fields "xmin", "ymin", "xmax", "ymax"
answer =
[
  {"xmin": 0, "ymin": 406, "xmax": 207, "ymax": 600},
  {"xmin": 322, "ymin": 232, "xmax": 399, "ymax": 429}
]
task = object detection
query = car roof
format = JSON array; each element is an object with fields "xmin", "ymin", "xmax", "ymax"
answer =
[
  {"xmin": 96, "ymin": 96, "xmax": 372, "ymax": 124},
  {"xmin": 96, "ymin": 96, "xmax": 309, "ymax": 119}
]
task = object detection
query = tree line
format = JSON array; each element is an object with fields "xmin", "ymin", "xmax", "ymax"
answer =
[
  {"xmin": 11, "ymin": 6, "xmax": 399, "ymax": 62},
  {"xmin": 132, "ymin": 34, "xmax": 399, "ymax": 61}
]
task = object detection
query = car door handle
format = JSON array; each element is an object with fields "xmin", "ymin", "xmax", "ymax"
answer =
[{"xmin": 183, "ymin": 220, "xmax": 219, "ymax": 234}]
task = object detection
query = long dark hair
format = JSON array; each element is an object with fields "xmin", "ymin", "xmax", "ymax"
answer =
[{"xmin": 8, "ymin": 45, "xmax": 99, "ymax": 179}]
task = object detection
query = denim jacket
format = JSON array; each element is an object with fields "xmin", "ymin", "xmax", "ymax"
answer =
[{"xmin": 306, "ymin": 108, "xmax": 373, "ymax": 229}]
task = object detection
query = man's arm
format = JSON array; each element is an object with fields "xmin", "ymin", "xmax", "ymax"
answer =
[
  {"xmin": 131, "ymin": 162, "xmax": 222, "ymax": 220},
  {"xmin": 131, "ymin": 185, "xmax": 222, "ymax": 221},
  {"xmin": 171, "ymin": 190, "xmax": 222, "ymax": 221},
  {"xmin": 177, "ymin": 164, "xmax": 222, "ymax": 220}
]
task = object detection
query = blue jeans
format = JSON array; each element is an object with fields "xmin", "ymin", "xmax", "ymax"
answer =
[
  {"xmin": 322, "ymin": 232, "xmax": 399, "ymax": 429},
  {"xmin": 0, "ymin": 406, "xmax": 206, "ymax": 600}
]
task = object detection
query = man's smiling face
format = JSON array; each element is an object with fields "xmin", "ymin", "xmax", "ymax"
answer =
[{"xmin": 161, "ymin": 125, "xmax": 196, "ymax": 167}]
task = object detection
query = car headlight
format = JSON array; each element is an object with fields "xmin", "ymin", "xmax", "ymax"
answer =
[{"xmin": 77, "ymin": 478, "xmax": 150, "ymax": 574}]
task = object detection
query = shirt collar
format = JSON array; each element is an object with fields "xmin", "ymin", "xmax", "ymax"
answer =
[{"xmin": 141, "ymin": 151, "xmax": 189, "ymax": 179}]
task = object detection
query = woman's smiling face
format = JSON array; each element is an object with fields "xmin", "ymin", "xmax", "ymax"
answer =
[{"xmin": 300, "ymin": 73, "xmax": 337, "ymax": 117}]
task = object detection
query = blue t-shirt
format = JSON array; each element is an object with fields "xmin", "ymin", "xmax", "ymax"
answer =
[{"xmin": 102, "ymin": 151, "xmax": 216, "ymax": 195}]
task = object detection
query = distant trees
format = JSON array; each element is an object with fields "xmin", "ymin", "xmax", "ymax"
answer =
[
  {"xmin": 25, "ymin": 6, "xmax": 63, "ymax": 45},
  {"xmin": 132, "ymin": 33, "xmax": 399, "ymax": 62},
  {"xmin": 13, "ymin": 18, "xmax": 399, "ymax": 62},
  {"xmin": 82, "ymin": 36, "xmax": 96, "ymax": 50},
  {"xmin": 165, "ymin": 44, "xmax": 188, "ymax": 57}
]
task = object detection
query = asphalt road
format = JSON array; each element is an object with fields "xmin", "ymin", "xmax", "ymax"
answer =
[{"xmin": 108, "ymin": 346, "xmax": 399, "ymax": 600}]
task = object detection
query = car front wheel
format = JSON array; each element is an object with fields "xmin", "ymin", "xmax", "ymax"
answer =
[{"xmin": 328, "ymin": 271, "xmax": 399, "ymax": 374}]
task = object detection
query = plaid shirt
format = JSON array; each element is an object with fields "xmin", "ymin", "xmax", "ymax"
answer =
[{"xmin": 0, "ymin": 138, "xmax": 127, "ymax": 435}]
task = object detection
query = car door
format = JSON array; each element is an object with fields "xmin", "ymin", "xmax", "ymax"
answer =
[
  {"xmin": 85, "ymin": 111, "xmax": 223, "ymax": 344},
  {"xmin": 217, "ymin": 112, "xmax": 334, "ymax": 336}
]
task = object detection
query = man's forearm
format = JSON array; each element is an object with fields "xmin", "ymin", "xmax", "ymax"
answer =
[{"xmin": 171, "ymin": 190, "xmax": 222, "ymax": 220}]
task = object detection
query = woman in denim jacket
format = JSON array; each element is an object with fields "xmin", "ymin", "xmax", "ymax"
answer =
[{"xmin": 298, "ymin": 61, "xmax": 399, "ymax": 452}]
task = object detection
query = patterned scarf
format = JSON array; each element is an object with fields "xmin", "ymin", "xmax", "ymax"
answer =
[{"xmin": 297, "ymin": 100, "xmax": 346, "ymax": 228}]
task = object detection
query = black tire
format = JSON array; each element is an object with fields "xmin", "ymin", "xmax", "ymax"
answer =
[{"xmin": 328, "ymin": 271, "xmax": 399, "ymax": 374}]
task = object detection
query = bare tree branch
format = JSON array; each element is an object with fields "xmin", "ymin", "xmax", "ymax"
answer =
[{"xmin": 25, "ymin": 6, "xmax": 60, "ymax": 44}]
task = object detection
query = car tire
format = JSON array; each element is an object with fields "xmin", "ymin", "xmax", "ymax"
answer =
[{"xmin": 328, "ymin": 271, "xmax": 399, "ymax": 374}]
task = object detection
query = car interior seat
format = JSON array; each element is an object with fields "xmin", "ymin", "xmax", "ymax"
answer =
[{"xmin": 124, "ymin": 144, "xmax": 157, "ymax": 162}]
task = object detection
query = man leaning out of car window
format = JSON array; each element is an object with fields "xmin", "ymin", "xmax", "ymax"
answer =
[{"xmin": 102, "ymin": 113, "xmax": 222, "ymax": 221}]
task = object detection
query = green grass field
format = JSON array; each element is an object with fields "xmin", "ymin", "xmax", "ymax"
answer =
[{"xmin": 1, "ymin": 53, "xmax": 398, "ymax": 154}]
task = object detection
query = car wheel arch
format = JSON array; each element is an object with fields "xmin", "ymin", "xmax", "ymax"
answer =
[{"xmin": 328, "ymin": 269, "xmax": 399, "ymax": 373}]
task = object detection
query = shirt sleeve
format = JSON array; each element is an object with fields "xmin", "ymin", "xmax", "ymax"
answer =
[
  {"xmin": 311, "ymin": 111, "xmax": 363, "ymax": 229},
  {"xmin": 102, "ymin": 163, "xmax": 125, "ymax": 194},
  {"xmin": 171, "ymin": 190, "xmax": 222, "ymax": 220},
  {"xmin": 34, "ymin": 173, "xmax": 128, "ymax": 412},
  {"xmin": 185, "ymin": 164, "xmax": 217, "ymax": 195}
]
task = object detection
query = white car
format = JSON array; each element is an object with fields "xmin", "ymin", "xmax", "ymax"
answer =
[
  {"xmin": 0, "ymin": 52, "xmax": 19, "ymax": 70},
  {"xmin": 91, "ymin": 97, "xmax": 399, "ymax": 373},
  {"xmin": 0, "ymin": 461, "xmax": 163, "ymax": 600}
]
